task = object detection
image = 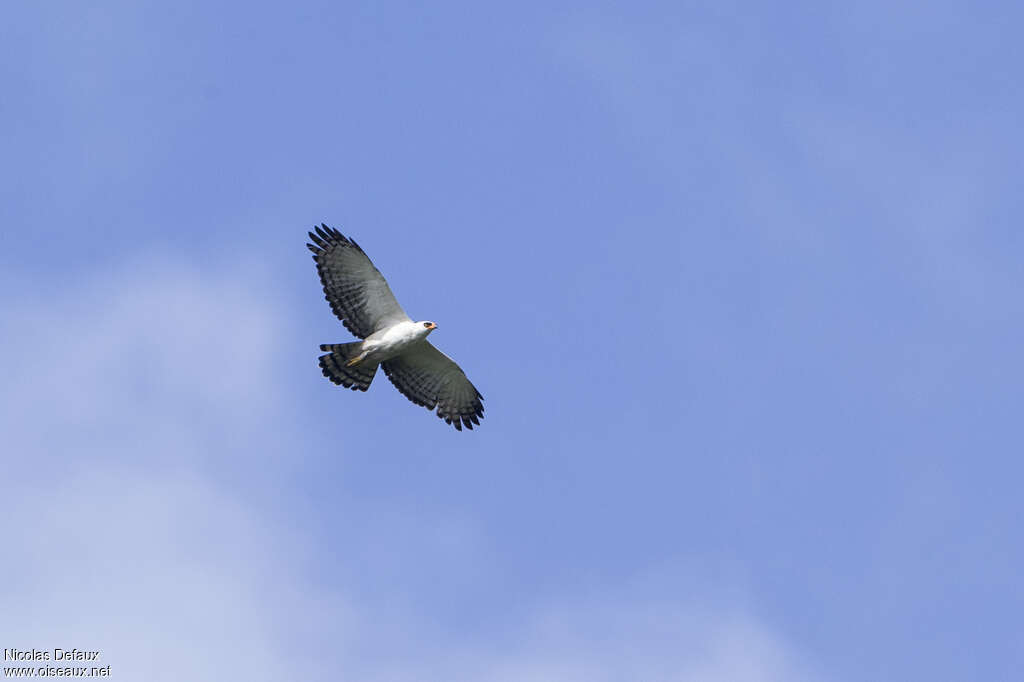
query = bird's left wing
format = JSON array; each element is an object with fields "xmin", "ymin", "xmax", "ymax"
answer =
[
  {"xmin": 307, "ymin": 224, "xmax": 411, "ymax": 339},
  {"xmin": 382, "ymin": 341, "xmax": 484, "ymax": 431}
]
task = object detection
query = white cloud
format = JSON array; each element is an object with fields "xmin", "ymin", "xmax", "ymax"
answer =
[
  {"xmin": 337, "ymin": 597, "xmax": 819, "ymax": 682},
  {"xmin": 3, "ymin": 471, "xmax": 314, "ymax": 681},
  {"xmin": 0, "ymin": 257, "xmax": 825, "ymax": 681},
  {"xmin": 0, "ymin": 257, "xmax": 320, "ymax": 680},
  {"xmin": 1, "ymin": 255, "xmax": 287, "ymax": 467}
]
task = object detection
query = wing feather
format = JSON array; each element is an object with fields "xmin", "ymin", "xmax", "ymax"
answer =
[
  {"xmin": 382, "ymin": 342, "xmax": 484, "ymax": 431},
  {"xmin": 307, "ymin": 224, "xmax": 411, "ymax": 338}
]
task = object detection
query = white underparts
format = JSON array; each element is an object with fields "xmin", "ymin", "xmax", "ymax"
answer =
[{"xmin": 359, "ymin": 320, "xmax": 434, "ymax": 364}]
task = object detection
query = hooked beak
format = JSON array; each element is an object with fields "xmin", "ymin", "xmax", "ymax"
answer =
[{"xmin": 428, "ymin": 322, "xmax": 438, "ymax": 330}]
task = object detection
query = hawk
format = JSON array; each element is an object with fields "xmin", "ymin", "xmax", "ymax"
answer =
[{"xmin": 307, "ymin": 224, "xmax": 484, "ymax": 431}]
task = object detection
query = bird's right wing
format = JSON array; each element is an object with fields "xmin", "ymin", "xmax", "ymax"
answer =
[
  {"xmin": 307, "ymin": 224, "xmax": 411, "ymax": 339},
  {"xmin": 382, "ymin": 341, "xmax": 484, "ymax": 431}
]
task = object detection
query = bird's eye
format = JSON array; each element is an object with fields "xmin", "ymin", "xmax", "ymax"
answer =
[{"xmin": 423, "ymin": 322, "xmax": 431, "ymax": 328}]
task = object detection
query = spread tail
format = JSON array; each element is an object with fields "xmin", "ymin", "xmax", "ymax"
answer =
[{"xmin": 318, "ymin": 342, "xmax": 378, "ymax": 391}]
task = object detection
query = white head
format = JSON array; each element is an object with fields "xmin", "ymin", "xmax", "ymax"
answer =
[{"xmin": 419, "ymin": 320, "xmax": 438, "ymax": 336}]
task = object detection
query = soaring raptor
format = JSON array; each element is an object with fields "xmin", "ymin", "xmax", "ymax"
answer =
[{"xmin": 307, "ymin": 224, "xmax": 484, "ymax": 431}]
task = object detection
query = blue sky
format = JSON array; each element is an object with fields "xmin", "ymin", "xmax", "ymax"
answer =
[{"xmin": 2, "ymin": 1, "xmax": 1022, "ymax": 680}]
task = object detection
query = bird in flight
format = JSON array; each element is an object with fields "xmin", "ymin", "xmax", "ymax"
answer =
[{"xmin": 307, "ymin": 224, "xmax": 484, "ymax": 431}]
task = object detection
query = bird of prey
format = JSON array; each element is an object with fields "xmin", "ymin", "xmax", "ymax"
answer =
[{"xmin": 307, "ymin": 224, "xmax": 484, "ymax": 431}]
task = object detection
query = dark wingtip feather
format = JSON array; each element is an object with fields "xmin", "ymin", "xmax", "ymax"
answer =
[{"xmin": 310, "ymin": 223, "xmax": 360, "ymax": 250}]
